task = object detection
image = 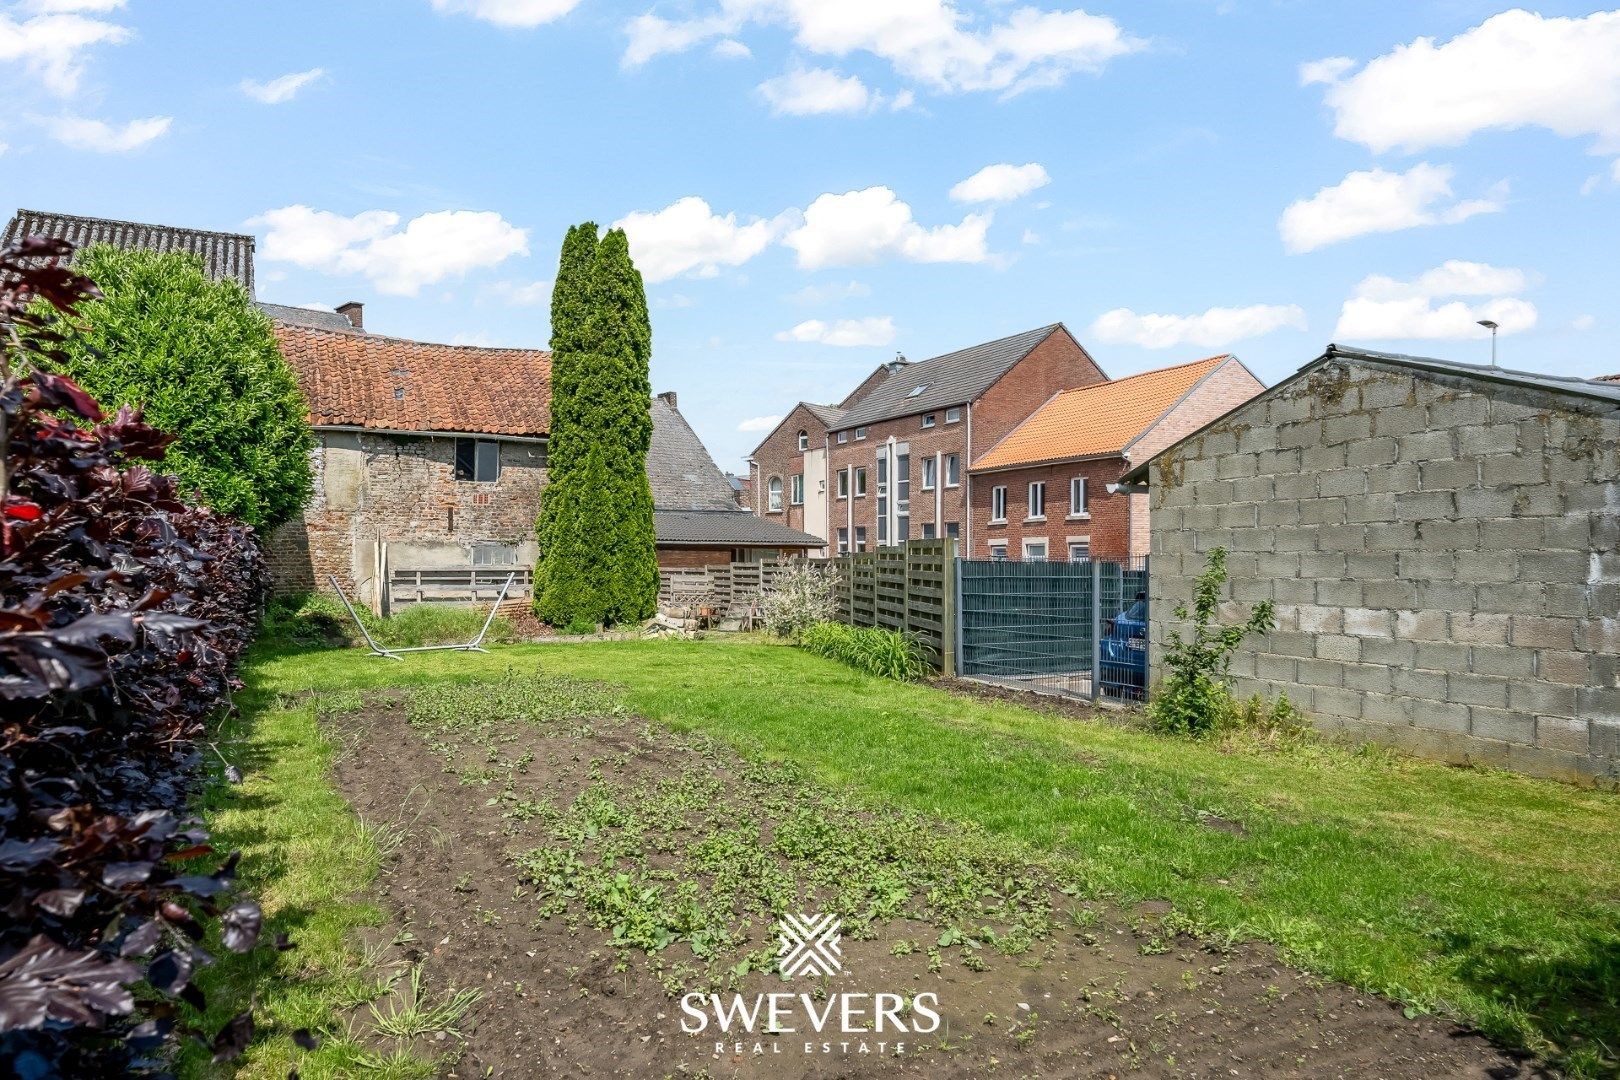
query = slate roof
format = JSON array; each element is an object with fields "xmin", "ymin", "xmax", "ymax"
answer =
[
  {"xmin": 3, "ymin": 208, "xmax": 256, "ymax": 295},
  {"xmin": 654, "ymin": 509, "xmax": 823, "ymax": 547},
  {"xmin": 650, "ymin": 394, "xmax": 748, "ymax": 511},
  {"xmin": 834, "ymin": 324, "xmax": 1065, "ymax": 428},
  {"xmin": 257, "ymin": 302, "xmax": 356, "ymax": 333},
  {"xmin": 272, "ymin": 322, "xmax": 553, "ymax": 437},
  {"xmin": 1119, "ymin": 345, "xmax": 1620, "ymax": 485},
  {"xmin": 802, "ymin": 402, "xmax": 845, "ymax": 427},
  {"xmin": 973, "ymin": 355, "xmax": 1235, "ymax": 472}
]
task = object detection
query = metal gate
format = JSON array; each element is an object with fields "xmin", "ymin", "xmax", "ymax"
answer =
[{"xmin": 956, "ymin": 556, "xmax": 1148, "ymax": 703}]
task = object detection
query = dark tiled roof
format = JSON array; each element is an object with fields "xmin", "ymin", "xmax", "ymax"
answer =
[
  {"xmin": 802, "ymin": 402, "xmax": 845, "ymax": 427},
  {"xmin": 3, "ymin": 208, "xmax": 256, "ymax": 295},
  {"xmin": 835, "ymin": 324, "xmax": 1063, "ymax": 428},
  {"xmin": 257, "ymin": 302, "xmax": 356, "ymax": 333},
  {"xmin": 1598, "ymin": 373, "xmax": 1620, "ymax": 383},
  {"xmin": 654, "ymin": 509, "xmax": 823, "ymax": 547},
  {"xmin": 273, "ymin": 323, "xmax": 553, "ymax": 438},
  {"xmin": 650, "ymin": 395, "xmax": 740, "ymax": 511}
]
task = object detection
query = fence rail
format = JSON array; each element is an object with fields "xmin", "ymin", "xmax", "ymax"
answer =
[
  {"xmin": 830, "ymin": 539, "xmax": 958, "ymax": 674},
  {"xmin": 657, "ymin": 560, "xmax": 789, "ymax": 613},
  {"xmin": 387, "ymin": 566, "xmax": 533, "ymax": 608}
]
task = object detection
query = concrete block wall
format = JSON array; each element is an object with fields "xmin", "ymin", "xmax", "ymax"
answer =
[{"xmin": 1147, "ymin": 356, "xmax": 1620, "ymax": 784}]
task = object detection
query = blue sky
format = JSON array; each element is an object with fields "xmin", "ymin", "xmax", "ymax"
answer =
[{"xmin": 3, "ymin": 1, "xmax": 1617, "ymax": 471}]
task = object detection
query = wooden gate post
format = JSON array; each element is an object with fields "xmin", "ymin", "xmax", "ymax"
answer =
[{"xmin": 941, "ymin": 537, "xmax": 959, "ymax": 678}]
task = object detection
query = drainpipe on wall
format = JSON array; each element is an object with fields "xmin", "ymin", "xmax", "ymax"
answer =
[{"xmin": 964, "ymin": 405, "xmax": 974, "ymax": 555}]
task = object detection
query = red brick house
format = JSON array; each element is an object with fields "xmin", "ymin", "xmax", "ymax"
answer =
[
  {"xmin": 968, "ymin": 354, "xmax": 1263, "ymax": 560},
  {"xmin": 746, "ymin": 401, "xmax": 845, "ymax": 556},
  {"xmin": 823, "ymin": 324, "xmax": 1108, "ymax": 555}
]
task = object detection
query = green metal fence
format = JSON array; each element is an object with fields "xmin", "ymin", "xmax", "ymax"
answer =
[{"xmin": 957, "ymin": 555, "xmax": 1149, "ymax": 703}]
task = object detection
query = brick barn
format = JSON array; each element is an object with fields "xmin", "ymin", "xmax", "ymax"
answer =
[
  {"xmin": 968, "ymin": 354, "xmax": 1263, "ymax": 560},
  {"xmin": 1122, "ymin": 345, "xmax": 1620, "ymax": 783},
  {"xmin": 268, "ymin": 314, "xmax": 824, "ymax": 611}
]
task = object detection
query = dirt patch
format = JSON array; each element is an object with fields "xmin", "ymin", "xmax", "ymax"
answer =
[{"xmin": 319, "ymin": 678, "xmax": 1543, "ymax": 1079}]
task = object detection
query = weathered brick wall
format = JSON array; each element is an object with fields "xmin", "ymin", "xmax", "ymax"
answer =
[
  {"xmin": 267, "ymin": 431, "xmax": 547, "ymax": 601},
  {"xmin": 1147, "ymin": 357, "xmax": 1620, "ymax": 784},
  {"xmin": 968, "ymin": 457, "xmax": 1137, "ymax": 559}
]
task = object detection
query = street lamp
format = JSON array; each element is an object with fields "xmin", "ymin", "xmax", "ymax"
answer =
[{"xmin": 1477, "ymin": 319, "xmax": 1499, "ymax": 367}]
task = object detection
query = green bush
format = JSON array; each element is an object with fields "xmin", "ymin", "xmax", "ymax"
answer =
[
  {"xmin": 38, "ymin": 245, "xmax": 314, "ymax": 531},
  {"xmin": 1148, "ymin": 547, "xmax": 1278, "ymax": 736},
  {"xmin": 798, "ymin": 621, "xmax": 928, "ymax": 680}
]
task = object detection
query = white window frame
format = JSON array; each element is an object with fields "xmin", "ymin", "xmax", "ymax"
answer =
[
  {"xmin": 837, "ymin": 469, "xmax": 849, "ymax": 499},
  {"xmin": 1069, "ymin": 475, "xmax": 1089, "ymax": 519},
  {"xmin": 854, "ymin": 526, "xmax": 868, "ymax": 551},
  {"xmin": 1024, "ymin": 539, "xmax": 1048, "ymax": 562},
  {"xmin": 921, "ymin": 456, "xmax": 937, "ymax": 491},
  {"xmin": 855, "ymin": 426, "xmax": 869, "ymax": 440},
  {"xmin": 797, "ymin": 430, "xmax": 809, "ymax": 452},
  {"xmin": 991, "ymin": 485, "xmax": 1007, "ymax": 523},
  {"xmin": 837, "ymin": 528, "xmax": 849, "ymax": 554},
  {"xmin": 988, "ymin": 541, "xmax": 1008, "ymax": 561},
  {"xmin": 767, "ymin": 476, "xmax": 783, "ymax": 512},
  {"xmin": 944, "ymin": 522, "xmax": 960, "ymax": 540},
  {"xmin": 791, "ymin": 474, "xmax": 804, "ymax": 505},
  {"xmin": 1027, "ymin": 481, "xmax": 1046, "ymax": 521},
  {"xmin": 837, "ymin": 430, "xmax": 849, "ymax": 444},
  {"xmin": 854, "ymin": 467, "xmax": 868, "ymax": 497},
  {"xmin": 945, "ymin": 454, "xmax": 960, "ymax": 487},
  {"xmin": 921, "ymin": 414, "xmax": 936, "ymax": 428},
  {"xmin": 921, "ymin": 522, "xmax": 936, "ymax": 539},
  {"xmin": 1068, "ymin": 537, "xmax": 1092, "ymax": 562},
  {"xmin": 945, "ymin": 407, "xmax": 961, "ymax": 424}
]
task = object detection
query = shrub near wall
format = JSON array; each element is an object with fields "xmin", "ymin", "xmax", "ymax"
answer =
[{"xmin": 0, "ymin": 239, "xmax": 272, "ymax": 1074}]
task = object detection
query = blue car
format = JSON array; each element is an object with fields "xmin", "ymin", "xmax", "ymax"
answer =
[{"xmin": 1099, "ymin": 598, "xmax": 1148, "ymax": 691}]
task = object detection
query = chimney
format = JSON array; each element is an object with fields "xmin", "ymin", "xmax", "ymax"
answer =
[
  {"xmin": 336, "ymin": 300, "xmax": 364, "ymax": 331},
  {"xmin": 657, "ymin": 390, "xmax": 677, "ymax": 408}
]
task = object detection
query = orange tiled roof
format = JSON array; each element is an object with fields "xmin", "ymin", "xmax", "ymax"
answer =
[
  {"xmin": 972, "ymin": 355, "xmax": 1231, "ymax": 471},
  {"xmin": 273, "ymin": 323, "xmax": 552, "ymax": 438}
]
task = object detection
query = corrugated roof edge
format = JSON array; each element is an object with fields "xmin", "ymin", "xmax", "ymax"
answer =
[
  {"xmin": 1119, "ymin": 344, "xmax": 1620, "ymax": 486},
  {"xmin": 6, "ymin": 207, "xmax": 257, "ymax": 245}
]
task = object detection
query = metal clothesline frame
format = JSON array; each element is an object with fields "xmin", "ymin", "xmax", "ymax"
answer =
[{"xmin": 328, "ymin": 573, "xmax": 515, "ymax": 661}]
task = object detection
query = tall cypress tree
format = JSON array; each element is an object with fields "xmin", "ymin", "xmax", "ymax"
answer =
[
  {"xmin": 532, "ymin": 224, "xmax": 659, "ymax": 625},
  {"xmin": 533, "ymin": 223, "xmax": 599, "ymax": 623}
]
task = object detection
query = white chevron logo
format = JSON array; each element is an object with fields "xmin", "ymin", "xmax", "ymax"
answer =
[{"xmin": 777, "ymin": 913, "xmax": 842, "ymax": 978}]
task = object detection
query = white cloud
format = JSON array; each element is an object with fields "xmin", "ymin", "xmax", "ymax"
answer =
[
  {"xmin": 1298, "ymin": 55, "xmax": 1353, "ymax": 86},
  {"xmin": 1613, "ymin": 158, "xmax": 1620, "ymax": 182},
  {"xmin": 759, "ymin": 66, "xmax": 873, "ymax": 115},
  {"xmin": 775, "ymin": 316, "xmax": 896, "ymax": 347},
  {"xmin": 1573, "ymin": 314, "xmax": 1596, "ymax": 332},
  {"xmin": 45, "ymin": 113, "xmax": 170, "ymax": 152},
  {"xmin": 784, "ymin": 186, "xmax": 990, "ymax": 269},
  {"xmin": 487, "ymin": 279, "xmax": 551, "ymax": 306},
  {"xmin": 624, "ymin": 1, "xmax": 1143, "ymax": 96},
  {"xmin": 1021, "ymin": 229, "xmax": 1041, "ymax": 245},
  {"xmin": 788, "ymin": 280, "xmax": 870, "ymax": 304},
  {"xmin": 252, "ymin": 205, "xmax": 530, "ymax": 296},
  {"xmin": 1334, "ymin": 260, "xmax": 1538, "ymax": 340},
  {"xmin": 1306, "ymin": 10, "xmax": 1620, "ymax": 155},
  {"xmin": 240, "ymin": 67, "xmax": 325, "ymax": 104},
  {"xmin": 712, "ymin": 38, "xmax": 751, "ymax": 59},
  {"xmin": 1278, "ymin": 163, "xmax": 1504, "ymax": 254},
  {"xmin": 451, "ymin": 330, "xmax": 499, "ymax": 347},
  {"xmin": 430, "ymin": 0, "xmax": 582, "ymax": 27},
  {"xmin": 612, "ymin": 196, "xmax": 783, "ymax": 283},
  {"xmin": 950, "ymin": 162, "xmax": 1049, "ymax": 203},
  {"xmin": 0, "ymin": 10, "xmax": 131, "ymax": 95},
  {"xmin": 22, "ymin": 0, "xmax": 126, "ymax": 10},
  {"xmin": 738, "ymin": 414, "xmax": 783, "ymax": 433},
  {"xmin": 655, "ymin": 292, "xmax": 695, "ymax": 309},
  {"xmin": 1090, "ymin": 303, "xmax": 1306, "ymax": 349}
]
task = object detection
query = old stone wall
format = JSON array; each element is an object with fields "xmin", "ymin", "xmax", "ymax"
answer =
[
  {"xmin": 267, "ymin": 430, "xmax": 548, "ymax": 605},
  {"xmin": 1147, "ymin": 357, "xmax": 1620, "ymax": 783}
]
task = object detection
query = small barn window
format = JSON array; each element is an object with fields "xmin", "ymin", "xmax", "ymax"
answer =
[{"xmin": 455, "ymin": 438, "xmax": 500, "ymax": 482}]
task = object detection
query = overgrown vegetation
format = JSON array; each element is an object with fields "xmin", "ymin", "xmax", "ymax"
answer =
[
  {"xmin": 261, "ymin": 591, "xmax": 515, "ymax": 650},
  {"xmin": 235, "ymin": 641, "xmax": 1619, "ymax": 1074},
  {"xmin": 757, "ymin": 559, "xmax": 839, "ymax": 637},
  {"xmin": 798, "ymin": 620, "xmax": 928, "ymax": 680},
  {"xmin": 533, "ymin": 224, "xmax": 659, "ymax": 628},
  {"xmin": 35, "ymin": 244, "xmax": 314, "ymax": 531},
  {"xmin": 1148, "ymin": 546, "xmax": 1280, "ymax": 736},
  {"xmin": 0, "ymin": 238, "xmax": 273, "ymax": 1073}
]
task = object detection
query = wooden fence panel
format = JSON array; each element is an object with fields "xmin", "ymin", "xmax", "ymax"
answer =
[{"xmin": 829, "ymin": 538, "xmax": 958, "ymax": 673}]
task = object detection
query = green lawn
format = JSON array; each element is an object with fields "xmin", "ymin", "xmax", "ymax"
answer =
[{"xmin": 214, "ymin": 636, "xmax": 1619, "ymax": 1075}]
